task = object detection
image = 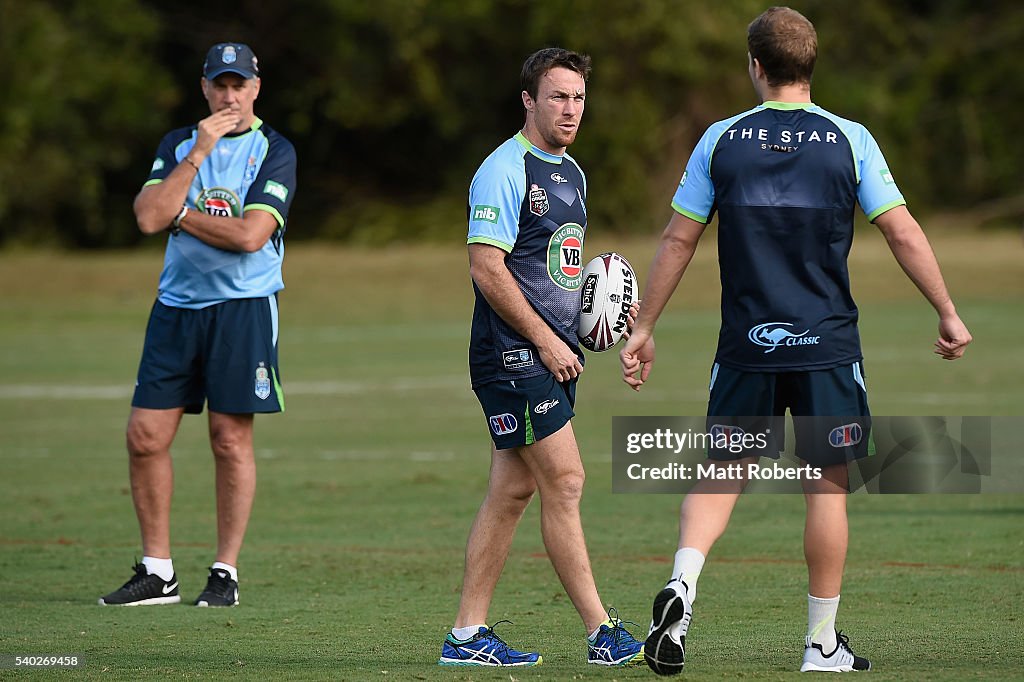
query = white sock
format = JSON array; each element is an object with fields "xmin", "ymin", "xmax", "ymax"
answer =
[
  {"xmin": 672, "ymin": 547, "xmax": 705, "ymax": 603},
  {"xmin": 807, "ymin": 594, "xmax": 840, "ymax": 653},
  {"xmin": 452, "ymin": 624, "xmax": 485, "ymax": 641},
  {"xmin": 211, "ymin": 561, "xmax": 238, "ymax": 582},
  {"xmin": 142, "ymin": 556, "xmax": 174, "ymax": 582},
  {"xmin": 587, "ymin": 620, "xmax": 609, "ymax": 641}
]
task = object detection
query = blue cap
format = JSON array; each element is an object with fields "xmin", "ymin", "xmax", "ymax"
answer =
[{"xmin": 203, "ymin": 43, "xmax": 259, "ymax": 80}]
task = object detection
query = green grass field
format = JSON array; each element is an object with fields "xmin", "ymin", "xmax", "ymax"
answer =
[{"xmin": 1, "ymin": 228, "xmax": 1022, "ymax": 680}]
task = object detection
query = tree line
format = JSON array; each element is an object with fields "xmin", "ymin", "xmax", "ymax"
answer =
[{"xmin": 1, "ymin": 0, "xmax": 1020, "ymax": 248}]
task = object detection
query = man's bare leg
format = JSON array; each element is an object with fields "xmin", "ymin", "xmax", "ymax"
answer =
[{"xmin": 454, "ymin": 444, "xmax": 537, "ymax": 628}]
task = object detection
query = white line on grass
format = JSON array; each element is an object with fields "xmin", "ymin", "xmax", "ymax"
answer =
[
  {"xmin": 0, "ymin": 379, "xmax": 997, "ymax": 407},
  {"xmin": 0, "ymin": 376, "xmax": 467, "ymax": 400}
]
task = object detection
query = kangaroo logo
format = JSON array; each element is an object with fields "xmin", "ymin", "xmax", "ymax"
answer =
[{"xmin": 747, "ymin": 322, "xmax": 820, "ymax": 353}]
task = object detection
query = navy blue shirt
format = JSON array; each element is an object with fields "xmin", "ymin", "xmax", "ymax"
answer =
[
  {"xmin": 467, "ymin": 132, "xmax": 588, "ymax": 387},
  {"xmin": 673, "ymin": 102, "xmax": 906, "ymax": 371}
]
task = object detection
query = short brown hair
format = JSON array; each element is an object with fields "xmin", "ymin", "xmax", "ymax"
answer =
[
  {"xmin": 520, "ymin": 47, "xmax": 592, "ymax": 101},
  {"xmin": 747, "ymin": 7, "xmax": 817, "ymax": 87}
]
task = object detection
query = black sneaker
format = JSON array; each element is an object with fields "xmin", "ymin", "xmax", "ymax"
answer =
[
  {"xmin": 98, "ymin": 562, "xmax": 181, "ymax": 606},
  {"xmin": 194, "ymin": 567, "xmax": 239, "ymax": 607},
  {"xmin": 645, "ymin": 579, "xmax": 690, "ymax": 676}
]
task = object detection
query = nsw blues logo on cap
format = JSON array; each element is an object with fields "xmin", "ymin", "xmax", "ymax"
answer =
[{"xmin": 204, "ymin": 43, "xmax": 259, "ymax": 79}]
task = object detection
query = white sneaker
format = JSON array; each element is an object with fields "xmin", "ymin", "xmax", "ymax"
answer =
[
  {"xmin": 644, "ymin": 579, "xmax": 691, "ymax": 676},
  {"xmin": 800, "ymin": 631, "xmax": 871, "ymax": 672}
]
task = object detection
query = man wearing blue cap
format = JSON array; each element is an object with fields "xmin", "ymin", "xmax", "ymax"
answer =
[{"xmin": 100, "ymin": 43, "xmax": 297, "ymax": 608}]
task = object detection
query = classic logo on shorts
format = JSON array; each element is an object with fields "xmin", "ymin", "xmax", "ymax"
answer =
[
  {"xmin": 547, "ymin": 223, "xmax": 585, "ymax": 290},
  {"xmin": 828, "ymin": 423, "xmax": 863, "ymax": 447},
  {"xmin": 197, "ymin": 187, "xmax": 242, "ymax": 218},
  {"xmin": 748, "ymin": 322, "xmax": 820, "ymax": 354},
  {"xmin": 489, "ymin": 413, "xmax": 518, "ymax": 436},
  {"xmin": 534, "ymin": 399, "xmax": 560, "ymax": 415},
  {"xmin": 254, "ymin": 363, "xmax": 271, "ymax": 400}
]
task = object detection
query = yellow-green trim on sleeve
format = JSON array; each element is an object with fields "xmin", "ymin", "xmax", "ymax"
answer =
[
  {"xmin": 468, "ymin": 236, "xmax": 514, "ymax": 253},
  {"xmin": 143, "ymin": 179, "xmax": 162, "ymax": 187},
  {"xmin": 866, "ymin": 199, "xmax": 907, "ymax": 222},
  {"xmin": 244, "ymin": 203, "xmax": 285, "ymax": 227},
  {"xmin": 671, "ymin": 201, "xmax": 709, "ymax": 224}
]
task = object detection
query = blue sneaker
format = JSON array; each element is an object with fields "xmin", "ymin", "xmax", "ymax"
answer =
[
  {"xmin": 438, "ymin": 621, "xmax": 542, "ymax": 667},
  {"xmin": 587, "ymin": 609, "xmax": 645, "ymax": 666}
]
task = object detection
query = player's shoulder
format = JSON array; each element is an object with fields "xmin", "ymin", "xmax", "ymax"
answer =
[
  {"xmin": 806, "ymin": 104, "xmax": 863, "ymax": 128},
  {"xmin": 159, "ymin": 125, "xmax": 198, "ymax": 148},
  {"xmin": 701, "ymin": 106, "xmax": 763, "ymax": 148},
  {"xmin": 472, "ymin": 135, "xmax": 529, "ymax": 187},
  {"xmin": 806, "ymin": 105, "xmax": 873, "ymax": 145},
  {"xmin": 477, "ymin": 135, "xmax": 529, "ymax": 172},
  {"xmin": 715, "ymin": 105, "xmax": 764, "ymax": 128},
  {"xmin": 253, "ymin": 120, "xmax": 296, "ymax": 157},
  {"xmin": 561, "ymin": 151, "xmax": 585, "ymax": 178}
]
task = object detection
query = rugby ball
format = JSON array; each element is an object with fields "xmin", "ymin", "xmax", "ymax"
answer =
[{"xmin": 577, "ymin": 252, "xmax": 637, "ymax": 352}]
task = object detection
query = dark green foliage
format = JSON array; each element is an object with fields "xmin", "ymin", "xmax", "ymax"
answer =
[{"xmin": 1, "ymin": 0, "xmax": 1021, "ymax": 246}]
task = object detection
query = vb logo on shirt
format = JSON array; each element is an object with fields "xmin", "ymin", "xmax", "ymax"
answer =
[
  {"xmin": 197, "ymin": 187, "xmax": 242, "ymax": 218},
  {"xmin": 547, "ymin": 223, "xmax": 584, "ymax": 290}
]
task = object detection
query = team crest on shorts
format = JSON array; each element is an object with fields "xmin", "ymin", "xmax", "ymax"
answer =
[
  {"xmin": 529, "ymin": 184, "xmax": 549, "ymax": 217},
  {"xmin": 547, "ymin": 223, "xmax": 585, "ymax": 290},
  {"xmin": 254, "ymin": 363, "xmax": 271, "ymax": 400}
]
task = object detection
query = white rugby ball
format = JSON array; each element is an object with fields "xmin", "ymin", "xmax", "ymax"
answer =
[{"xmin": 577, "ymin": 252, "xmax": 637, "ymax": 352}]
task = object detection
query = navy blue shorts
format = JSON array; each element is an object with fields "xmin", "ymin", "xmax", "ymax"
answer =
[
  {"xmin": 473, "ymin": 373, "xmax": 577, "ymax": 450},
  {"xmin": 132, "ymin": 297, "xmax": 284, "ymax": 415},
  {"xmin": 706, "ymin": 361, "xmax": 870, "ymax": 467}
]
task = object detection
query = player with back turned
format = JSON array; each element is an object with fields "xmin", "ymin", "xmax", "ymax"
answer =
[
  {"xmin": 438, "ymin": 47, "xmax": 645, "ymax": 668},
  {"xmin": 99, "ymin": 43, "xmax": 296, "ymax": 608},
  {"xmin": 620, "ymin": 7, "xmax": 971, "ymax": 674}
]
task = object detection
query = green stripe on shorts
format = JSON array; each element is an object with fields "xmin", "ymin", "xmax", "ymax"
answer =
[
  {"xmin": 524, "ymin": 404, "xmax": 535, "ymax": 445},
  {"xmin": 273, "ymin": 367, "xmax": 285, "ymax": 412}
]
